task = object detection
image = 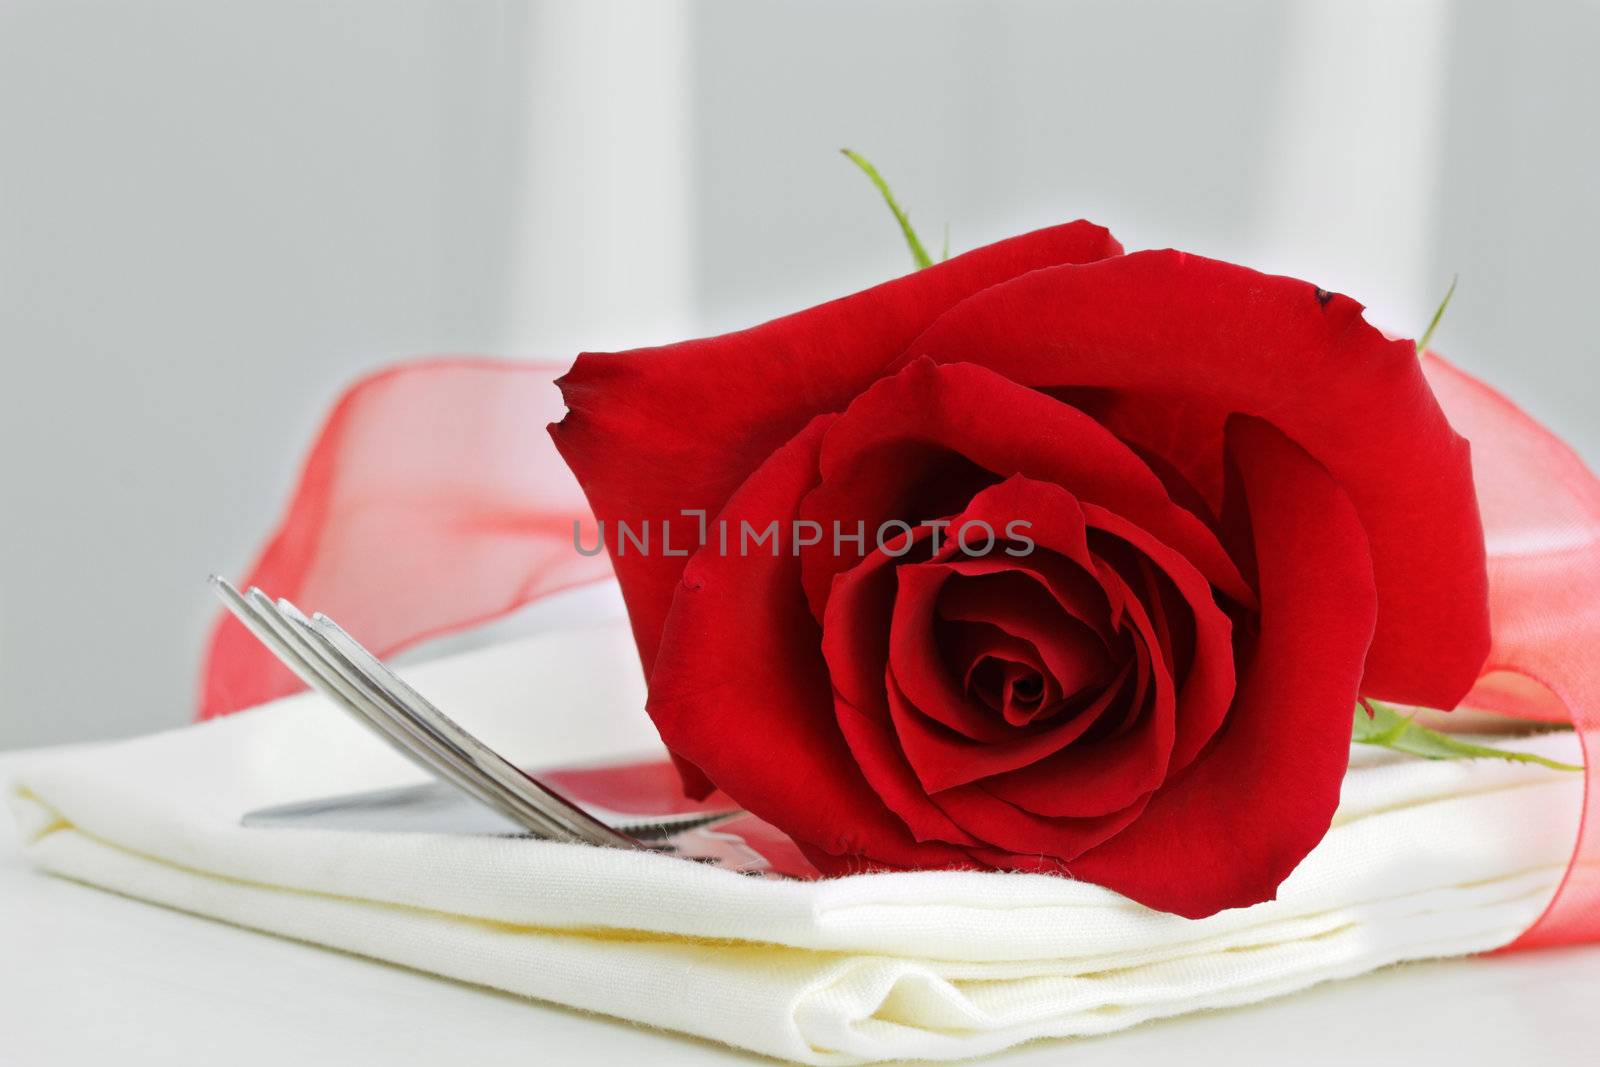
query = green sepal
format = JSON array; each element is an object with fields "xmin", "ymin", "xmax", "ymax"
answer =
[
  {"xmin": 1416, "ymin": 275, "xmax": 1458, "ymax": 354},
  {"xmin": 841, "ymin": 148, "xmax": 936, "ymax": 271},
  {"xmin": 1353, "ymin": 700, "xmax": 1580, "ymax": 772}
]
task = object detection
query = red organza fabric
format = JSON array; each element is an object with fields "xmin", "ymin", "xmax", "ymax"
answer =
[
  {"xmin": 198, "ymin": 353, "xmax": 1599, "ymax": 948},
  {"xmin": 1420, "ymin": 355, "xmax": 1599, "ymax": 949},
  {"xmin": 196, "ymin": 358, "xmax": 612, "ymax": 720}
]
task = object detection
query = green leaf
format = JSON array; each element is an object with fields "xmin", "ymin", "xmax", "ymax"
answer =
[
  {"xmin": 1416, "ymin": 275, "xmax": 1458, "ymax": 354},
  {"xmin": 841, "ymin": 148, "xmax": 935, "ymax": 271},
  {"xmin": 1353, "ymin": 700, "xmax": 1580, "ymax": 771}
]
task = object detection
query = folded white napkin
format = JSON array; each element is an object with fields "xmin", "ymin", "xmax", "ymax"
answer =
[{"xmin": 7, "ymin": 619, "xmax": 1582, "ymax": 1064}]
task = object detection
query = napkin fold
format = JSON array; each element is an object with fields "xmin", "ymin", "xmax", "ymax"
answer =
[{"xmin": 7, "ymin": 621, "xmax": 1583, "ymax": 1064}]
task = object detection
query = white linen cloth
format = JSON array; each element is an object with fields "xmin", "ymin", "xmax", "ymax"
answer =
[{"xmin": 7, "ymin": 619, "xmax": 1583, "ymax": 1064}]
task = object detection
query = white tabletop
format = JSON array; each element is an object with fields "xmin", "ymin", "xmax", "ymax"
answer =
[{"xmin": 4, "ymin": 749, "xmax": 1596, "ymax": 1066}]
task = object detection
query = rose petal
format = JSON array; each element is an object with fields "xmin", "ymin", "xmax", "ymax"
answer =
[
  {"xmin": 797, "ymin": 359, "xmax": 1255, "ymax": 618},
  {"xmin": 935, "ymin": 571, "xmax": 1112, "ymax": 708},
  {"xmin": 821, "ymin": 477, "xmax": 1113, "ymax": 745},
  {"xmin": 979, "ymin": 556, "xmax": 1177, "ymax": 819},
  {"xmin": 887, "ymin": 564, "xmax": 1123, "ymax": 791},
  {"xmin": 553, "ymin": 222, "xmax": 1123, "ymax": 675},
  {"xmin": 903, "ymin": 249, "xmax": 1486, "ymax": 707},
  {"xmin": 940, "ymin": 553, "xmax": 1117, "ymax": 644},
  {"xmin": 819, "ymin": 522, "xmax": 938, "ymax": 722},
  {"xmin": 1081, "ymin": 504, "xmax": 1235, "ymax": 772},
  {"xmin": 646, "ymin": 416, "xmax": 969, "ymax": 867},
  {"xmin": 933, "ymin": 781, "xmax": 1149, "ymax": 861},
  {"xmin": 942, "ymin": 622, "xmax": 1066, "ymax": 716},
  {"xmin": 834, "ymin": 690, "xmax": 982, "ymax": 846},
  {"xmin": 1069, "ymin": 415, "xmax": 1377, "ymax": 917},
  {"xmin": 846, "ymin": 478, "xmax": 1113, "ymax": 744},
  {"xmin": 874, "ymin": 478, "xmax": 1179, "ymax": 804}
]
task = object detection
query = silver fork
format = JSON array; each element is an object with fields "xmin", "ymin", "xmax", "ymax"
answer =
[{"xmin": 208, "ymin": 576, "xmax": 643, "ymax": 850}]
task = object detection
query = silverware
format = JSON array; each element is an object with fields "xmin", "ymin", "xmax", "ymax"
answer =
[
  {"xmin": 211, "ymin": 577, "xmax": 822, "ymax": 877},
  {"xmin": 240, "ymin": 776, "xmax": 735, "ymax": 839},
  {"xmin": 208, "ymin": 576, "xmax": 642, "ymax": 850}
]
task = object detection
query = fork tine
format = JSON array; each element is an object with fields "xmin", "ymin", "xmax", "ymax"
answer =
[
  {"xmin": 208, "ymin": 576, "xmax": 326, "ymax": 694},
  {"xmin": 211, "ymin": 577, "xmax": 565, "ymax": 839},
  {"xmin": 245, "ymin": 588, "xmax": 562, "ymax": 839},
  {"xmin": 308, "ymin": 611, "xmax": 641, "ymax": 850},
  {"xmin": 256, "ymin": 591, "xmax": 577, "ymax": 842}
]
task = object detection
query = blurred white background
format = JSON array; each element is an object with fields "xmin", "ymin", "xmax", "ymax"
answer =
[{"xmin": 1, "ymin": 0, "xmax": 1595, "ymax": 748}]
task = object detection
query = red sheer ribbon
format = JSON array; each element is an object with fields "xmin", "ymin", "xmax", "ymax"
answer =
[
  {"xmin": 1421, "ymin": 355, "xmax": 1600, "ymax": 949},
  {"xmin": 196, "ymin": 358, "xmax": 613, "ymax": 720},
  {"xmin": 199, "ymin": 354, "xmax": 1600, "ymax": 949}
]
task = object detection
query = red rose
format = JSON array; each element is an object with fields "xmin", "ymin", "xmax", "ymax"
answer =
[{"xmin": 551, "ymin": 223, "xmax": 1490, "ymax": 917}]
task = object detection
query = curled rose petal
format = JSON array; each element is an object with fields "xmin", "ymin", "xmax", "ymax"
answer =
[
  {"xmin": 646, "ymin": 416, "xmax": 967, "ymax": 867},
  {"xmin": 886, "ymin": 564, "xmax": 1119, "ymax": 791},
  {"xmin": 1070, "ymin": 416, "xmax": 1377, "ymax": 916},
  {"xmin": 553, "ymin": 222, "xmax": 1124, "ymax": 675},
  {"xmin": 902, "ymin": 249, "xmax": 1486, "ymax": 708},
  {"xmin": 797, "ymin": 358, "xmax": 1255, "ymax": 616}
]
